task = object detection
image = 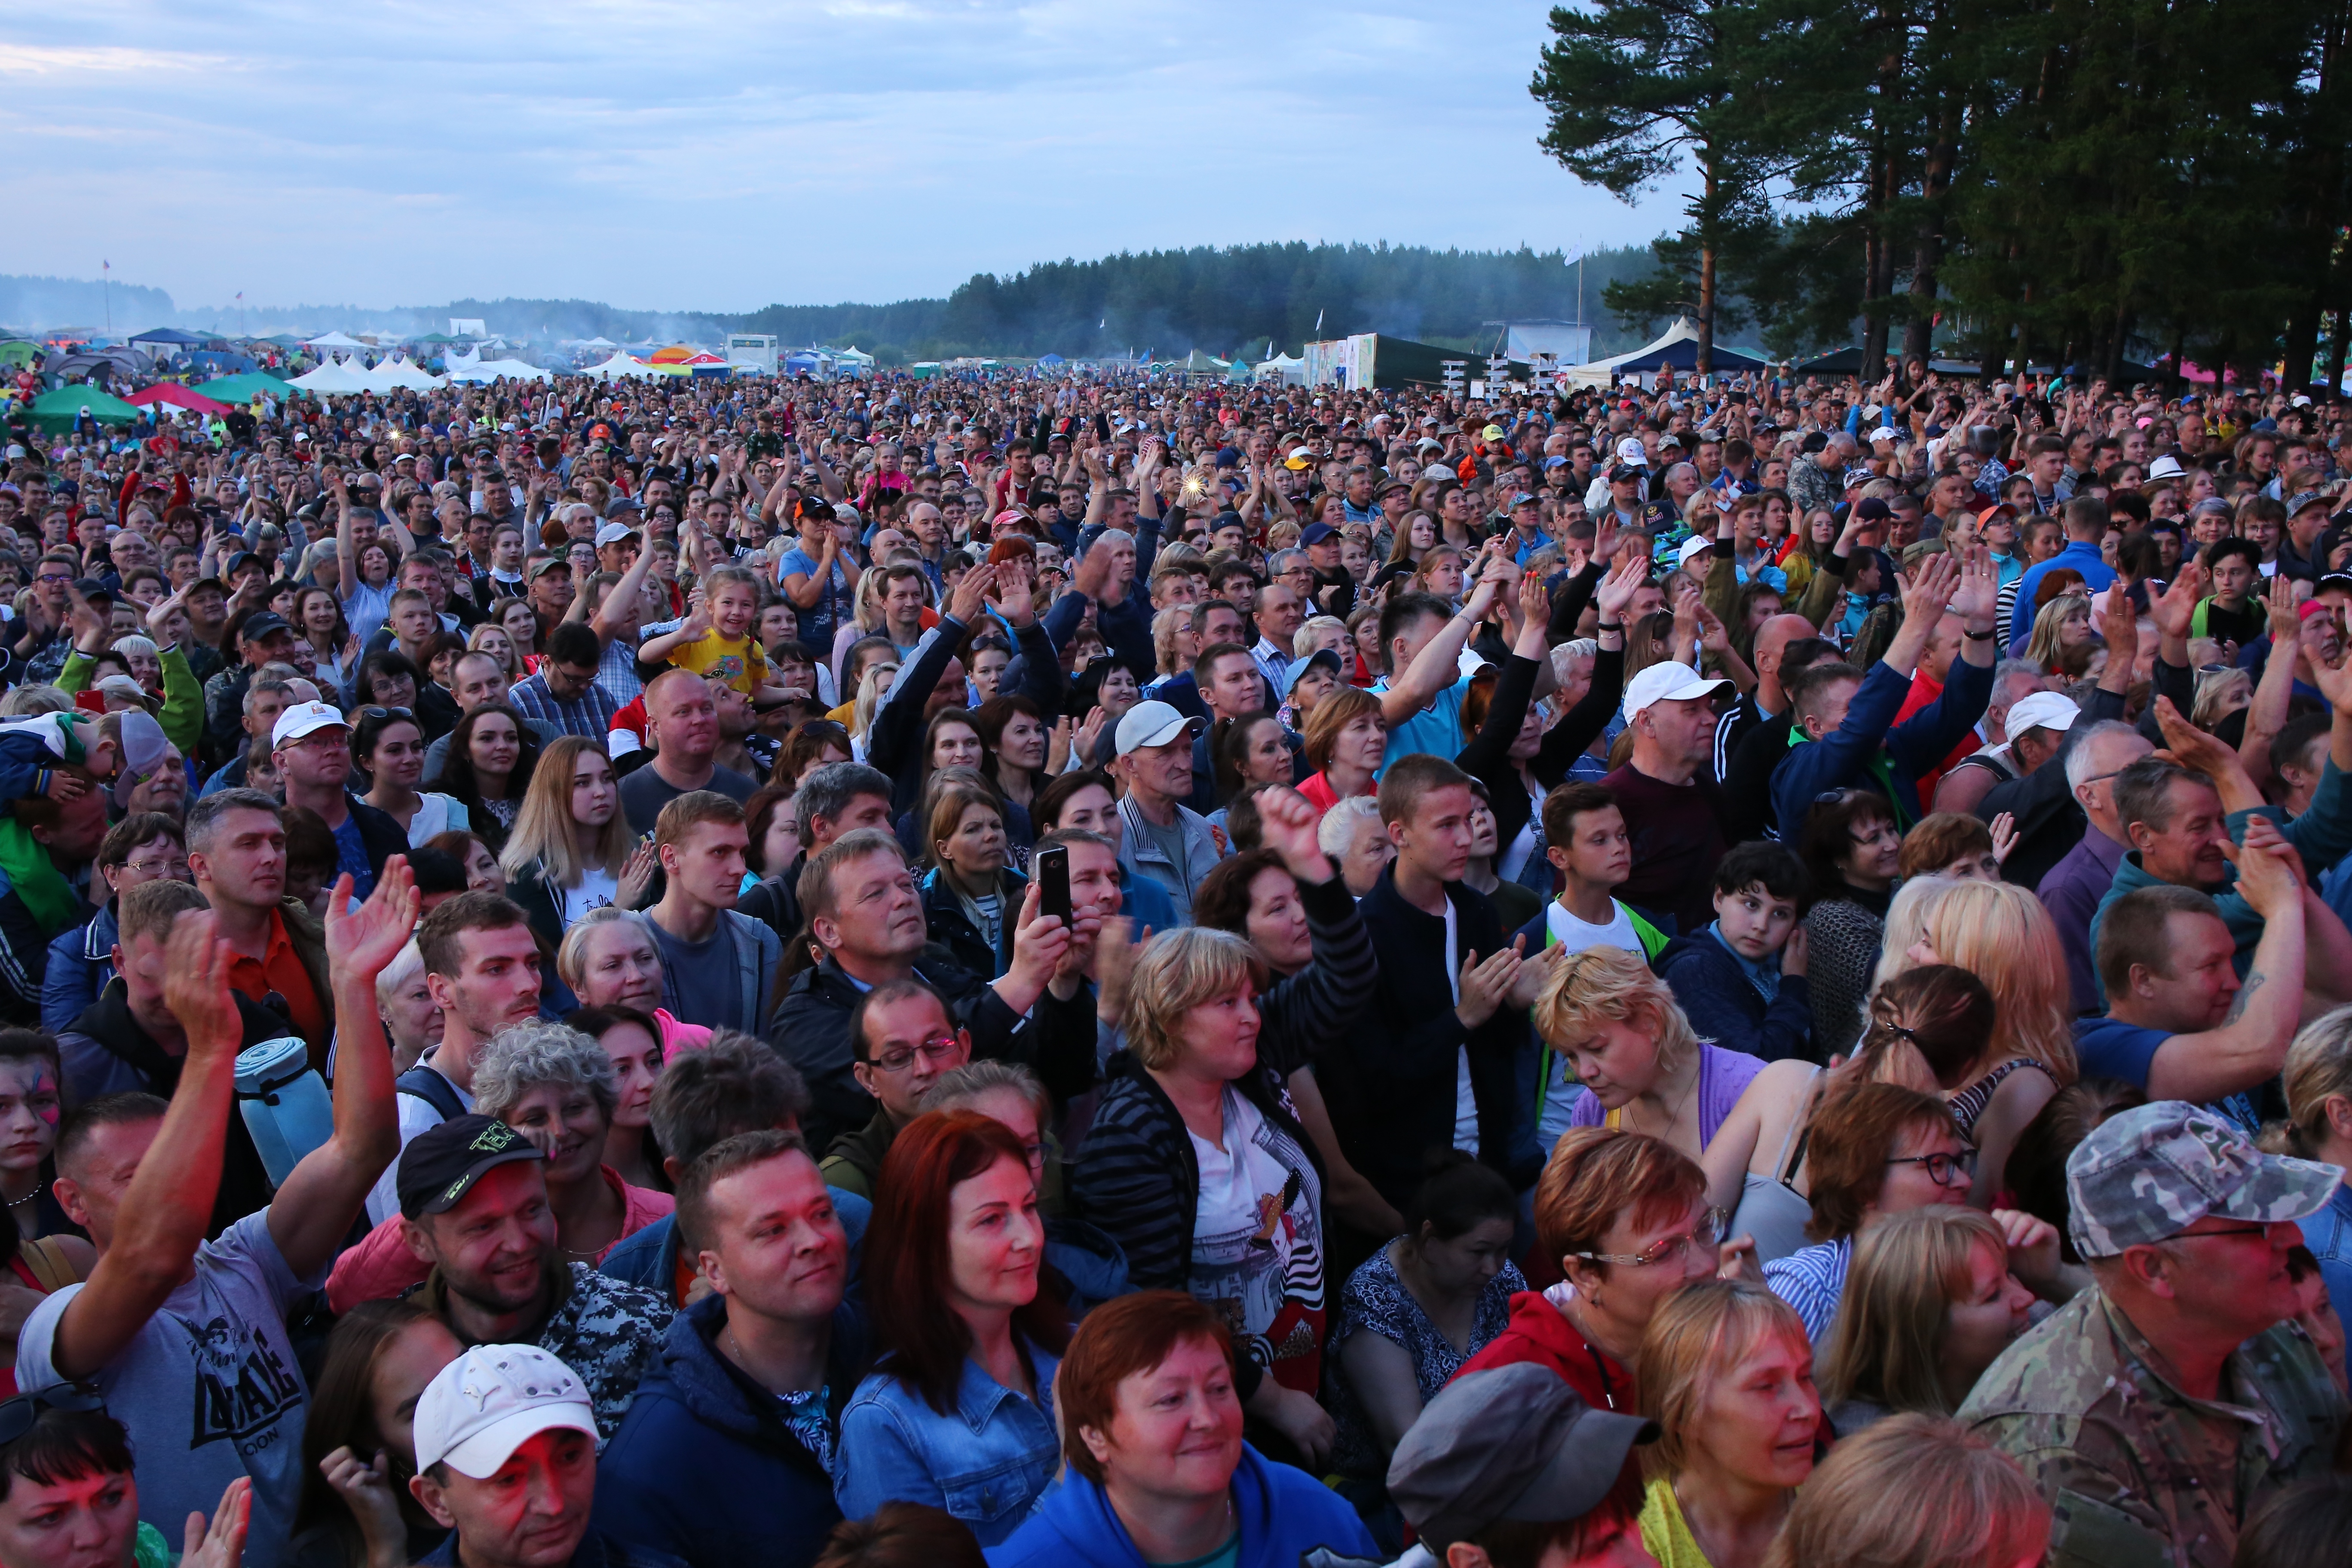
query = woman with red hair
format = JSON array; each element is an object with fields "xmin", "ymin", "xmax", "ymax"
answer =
[{"xmin": 833, "ymin": 1111, "xmax": 1069, "ymax": 1546}]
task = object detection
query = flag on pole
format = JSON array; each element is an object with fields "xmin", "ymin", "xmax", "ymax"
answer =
[{"xmin": 1314, "ymin": 309, "xmax": 1323, "ymax": 334}]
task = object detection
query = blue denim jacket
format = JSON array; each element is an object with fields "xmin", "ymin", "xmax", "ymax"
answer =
[
  {"xmin": 2299, "ymin": 1181, "xmax": 2352, "ymax": 1345},
  {"xmin": 833, "ymin": 1339, "xmax": 1060, "ymax": 1546}
]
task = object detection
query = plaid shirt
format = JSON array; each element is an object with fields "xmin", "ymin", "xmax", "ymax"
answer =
[{"xmin": 510, "ymin": 669, "xmax": 622, "ymax": 738}]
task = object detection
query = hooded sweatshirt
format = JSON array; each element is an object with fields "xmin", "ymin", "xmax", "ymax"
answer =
[{"xmin": 985, "ymin": 1443, "xmax": 1374, "ymax": 1568}]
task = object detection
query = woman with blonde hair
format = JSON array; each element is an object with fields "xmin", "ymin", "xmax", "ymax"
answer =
[
  {"xmin": 1871, "ymin": 878, "xmax": 2072, "ymax": 1203},
  {"xmin": 2024, "ymin": 593, "xmax": 2097, "ymax": 680},
  {"xmin": 1762, "ymin": 1413, "xmax": 2045, "ymax": 1568},
  {"xmin": 1070, "ymin": 925, "xmax": 1338, "ymax": 1466},
  {"xmin": 849, "ymin": 659, "xmax": 900, "ymax": 760},
  {"xmin": 1543, "ymin": 945, "xmax": 1765, "ymax": 1162},
  {"xmin": 1634, "ymin": 1278, "xmax": 1820, "ymax": 1568},
  {"xmin": 1816, "ymin": 1206, "xmax": 2034, "ymax": 1433},
  {"xmin": 499, "ymin": 735, "xmax": 655, "ymax": 952},
  {"xmin": 466, "ymin": 620, "xmax": 523, "ymax": 683},
  {"xmin": 557, "ymin": 906, "xmax": 710, "ymax": 1056},
  {"xmin": 2282, "ymin": 1006, "xmax": 2352, "ymax": 1341}
]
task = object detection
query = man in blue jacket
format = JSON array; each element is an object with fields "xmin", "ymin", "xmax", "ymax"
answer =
[
  {"xmin": 594, "ymin": 1130, "xmax": 865, "ymax": 1568},
  {"xmin": 1770, "ymin": 548, "xmax": 2000, "ymax": 838}
]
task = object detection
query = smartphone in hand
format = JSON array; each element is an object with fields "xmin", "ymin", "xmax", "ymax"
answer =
[{"xmin": 1036, "ymin": 847, "xmax": 1071, "ymax": 928}]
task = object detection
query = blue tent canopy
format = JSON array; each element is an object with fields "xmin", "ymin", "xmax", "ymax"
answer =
[
  {"xmin": 128, "ymin": 327, "xmax": 208, "ymax": 347},
  {"xmin": 1036, "ymin": 353, "xmax": 1066, "ymax": 366}
]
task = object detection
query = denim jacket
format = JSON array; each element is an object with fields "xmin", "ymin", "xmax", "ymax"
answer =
[
  {"xmin": 2299, "ymin": 1181, "xmax": 2352, "ymax": 1346},
  {"xmin": 832, "ymin": 1339, "xmax": 1060, "ymax": 1546}
]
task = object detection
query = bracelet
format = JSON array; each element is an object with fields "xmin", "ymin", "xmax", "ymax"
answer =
[
  {"xmin": 1596, "ymin": 621, "xmax": 1624, "ymax": 631},
  {"xmin": 1963, "ymin": 627, "xmax": 1996, "ymax": 642}
]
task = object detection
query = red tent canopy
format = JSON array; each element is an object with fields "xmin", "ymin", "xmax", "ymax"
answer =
[{"xmin": 126, "ymin": 384, "xmax": 232, "ymax": 416}]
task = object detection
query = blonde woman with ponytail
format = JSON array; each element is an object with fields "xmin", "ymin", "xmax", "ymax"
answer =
[{"xmin": 2282, "ymin": 1006, "xmax": 2352, "ymax": 1342}]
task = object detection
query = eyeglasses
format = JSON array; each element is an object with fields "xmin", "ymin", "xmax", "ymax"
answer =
[
  {"xmin": 0, "ymin": 1385, "xmax": 105, "ymax": 1447},
  {"xmin": 1888, "ymin": 1147, "xmax": 1979, "ymax": 1186},
  {"xmin": 869, "ymin": 1035, "xmax": 963, "ymax": 1074},
  {"xmin": 122, "ymin": 855, "xmax": 191, "ymax": 878},
  {"xmin": 1570, "ymin": 1207, "xmax": 1728, "ymax": 1268}
]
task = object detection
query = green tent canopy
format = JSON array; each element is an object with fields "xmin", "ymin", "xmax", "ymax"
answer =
[
  {"xmin": 0, "ymin": 341, "xmax": 39, "ymax": 370},
  {"xmin": 28, "ymin": 386, "xmax": 140, "ymax": 430},
  {"xmin": 194, "ymin": 372, "xmax": 298, "ymax": 404}
]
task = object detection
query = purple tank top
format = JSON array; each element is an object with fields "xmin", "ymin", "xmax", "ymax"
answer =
[{"xmin": 1568, "ymin": 1044, "xmax": 1765, "ymax": 1146}]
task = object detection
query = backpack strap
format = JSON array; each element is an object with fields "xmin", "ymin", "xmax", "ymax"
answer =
[{"xmin": 395, "ymin": 1065, "xmax": 467, "ymax": 1121}]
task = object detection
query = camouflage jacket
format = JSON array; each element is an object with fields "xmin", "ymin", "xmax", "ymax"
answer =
[
  {"xmin": 1957, "ymin": 1288, "xmax": 2346, "ymax": 1568},
  {"xmin": 422, "ymin": 1261, "xmax": 674, "ymax": 1442}
]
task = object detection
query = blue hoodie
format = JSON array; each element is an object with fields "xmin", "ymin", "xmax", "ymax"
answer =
[
  {"xmin": 985, "ymin": 1444, "xmax": 1375, "ymax": 1568},
  {"xmin": 592, "ymin": 1292, "xmax": 869, "ymax": 1568}
]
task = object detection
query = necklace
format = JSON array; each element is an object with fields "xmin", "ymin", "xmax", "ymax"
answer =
[
  {"xmin": 1628, "ymin": 1060, "xmax": 1702, "ymax": 1145},
  {"xmin": 6, "ymin": 1182, "xmax": 43, "ymax": 1211}
]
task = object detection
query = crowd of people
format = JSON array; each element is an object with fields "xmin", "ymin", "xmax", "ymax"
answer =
[{"xmin": 0, "ymin": 357, "xmax": 2349, "ymax": 1568}]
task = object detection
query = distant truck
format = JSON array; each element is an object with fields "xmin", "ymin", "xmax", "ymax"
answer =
[{"xmin": 727, "ymin": 334, "xmax": 778, "ymax": 374}]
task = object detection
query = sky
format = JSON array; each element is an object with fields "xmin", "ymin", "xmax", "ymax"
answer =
[{"xmin": 2, "ymin": 1, "xmax": 1688, "ymax": 318}]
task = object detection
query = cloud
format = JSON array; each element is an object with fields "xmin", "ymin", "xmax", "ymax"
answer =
[{"xmin": 6, "ymin": 0, "xmax": 1688, "ymax": 316}]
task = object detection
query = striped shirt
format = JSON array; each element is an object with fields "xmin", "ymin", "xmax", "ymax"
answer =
[
  {"xmin": 1763, "ymin": 1234, "xmax": 1853, "ymax": 1344},
  {"xmin": 509, "ymin": 670, "xmax": 622, "ymax": 739}
]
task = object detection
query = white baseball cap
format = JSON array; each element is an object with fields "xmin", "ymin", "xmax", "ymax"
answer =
[
  {"xmin": 1620, "ymin": 661, "xmax": 1730, "ymax": 723},
  {"xmin": 594, "ymin": 521, "xmax": 636, "ymax": 548},
  {"xmin": 270, "ymin": 700, "xmax": 349, "ymax": 747},
  {"xmin": 1868, "ymin": 426, "xmax": 1899, "ymax": 444},
  {"xmin": 2004, "ymin": 691, "xmax": 2080, "ymax": 738},
  {"xmin": 413, "ymin": 1345, "xmax": 598, "ymax": 1480},
  {"xmin": 1115, "ymin": 698, "xmax": 1206, "ymax": 756},
  {"xmin": 1675, "ymin": 536, "xmax": 1714, "ymax": 569},
  {"xmin": 1614, "ymin": 437, "xmax": 1648, "ymax": 467}
]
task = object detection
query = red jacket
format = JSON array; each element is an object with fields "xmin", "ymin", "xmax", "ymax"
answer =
[{"xmin": 1451, "ymin": 1288, "xmax": 1636, "ymax": 1417}]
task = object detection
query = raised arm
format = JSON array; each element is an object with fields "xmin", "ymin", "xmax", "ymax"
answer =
[
  {"xmin": 48, "ymin": 912, "xmax": 240, "ymax": 1380},
  {"xmin": 266, "ymin": 861, "xmax": 415, "ymax": 1277},
  {"xmin": 1378, "ymin": 541, "xmax": 1506, "ymax": 727},
  {"xmin": 2143, "ymin": 822, "xmax": 2305, "ymax": 1103}
]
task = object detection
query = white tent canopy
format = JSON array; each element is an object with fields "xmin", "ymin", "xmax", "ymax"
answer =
[
  {"xmin": 447, "ymin": 357, "xmax": 551, "ymax": 384},
  {"xmin": 1575, "ymin": 316, "xmax": 1774, "ymax": 377},
  {"xmin": 288, "ymin": 357, "xmax": 368, "ymax": 393},
  {"xmin": 581, "ymin": 352, "xmax": 661, "ymax": 381},
  {"xmin": 1255, "ymin": 353, "xmax": 1306, "ymax": 386},
  {"xmin": 304, "ymin": 330, "xmax": 364, "ymax": 349},
  {"xmin": 368, "ymin": 355, "xmax": 444, "ymax": 391},
  {"xmin": 575, "ymin": 336, "xmax": 618, "ymax": 349}
]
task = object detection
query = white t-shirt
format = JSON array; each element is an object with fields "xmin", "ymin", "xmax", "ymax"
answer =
[
  {"xmin": 1441, "ymin": 898, "xmax": 1483, "ymax": 1157},
  {"xmin": 1537, "ymin": 900, "xmax": 1642, "ymax": 1149},
  {"xmin": 17, "ymin": 1213, "xmax": 322, "ymax": 1568},
  {"xmin": 1185, "ymin": 1089, "xmax": 1323, "ymax": 1348},
  {"xmin": 560, "ymin": 866, "xmax": 621, "ymax": 925},
  {"xmin": 404, "ymin": 792, "xmax": 467, "ymax": 848}
]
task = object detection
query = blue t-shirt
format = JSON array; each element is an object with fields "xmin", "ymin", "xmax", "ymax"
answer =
[
  {"xmin": 2072, "ymin": 1016, "xmax": 2259, "ymax": 1130},
  {"xmin": 1371, "ymin": 672, "xmax": 1473, "ymax": 778}
]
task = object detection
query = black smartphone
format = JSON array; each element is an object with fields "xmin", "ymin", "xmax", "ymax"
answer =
[{"xmin": 1036, "ymin": 847, "xmax": 1071, "ymax": 927}]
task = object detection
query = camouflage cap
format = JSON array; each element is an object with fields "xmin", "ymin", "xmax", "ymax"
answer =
[{"xmin": 2066, "ymin": 1100, "xmax": 2343, "ymax": 1259}]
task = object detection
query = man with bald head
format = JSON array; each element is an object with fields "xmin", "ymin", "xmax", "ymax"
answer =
[
  {"xmin": 1713, "ymin": 613, "xmax": 1820, "ymax": 781},
  {"xmin": 621, "ymin": 668, "xmax": 756, "ymax": 836}
]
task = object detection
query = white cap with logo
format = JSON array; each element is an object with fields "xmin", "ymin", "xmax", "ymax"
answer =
[
  {"xmin": 270, "ymin": 701, "xmax": 349, "ymax": 748},
  {"xmin": 413, "ymin": 1344, "xmax": 598, "ymax": 1479},
  {"xmin": 1619, "ymin": 661, "xmax": 1731, "ymax": 724}
]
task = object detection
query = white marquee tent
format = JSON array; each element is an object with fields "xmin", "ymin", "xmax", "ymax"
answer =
[{"xmin": 288, "ymin": 357, "xmax": 368, "ymax": 393}]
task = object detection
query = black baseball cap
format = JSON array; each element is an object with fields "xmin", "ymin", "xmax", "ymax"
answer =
[
  {"xmin": 397, "ymin": 1115, "xmax": 545, "ymax": 1220},
  {"xmin": 238, "ymin": 610, "xmax": 292, "ymax": 643}
]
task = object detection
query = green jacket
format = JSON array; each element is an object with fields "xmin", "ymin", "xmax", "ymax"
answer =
[
  {"xmin": 1958, "ymin": 1288, "xmax": 2346, "ymax": 1568},
  {"xmin": 57, "ymin": 643, "xmax": 205, "ymax": 756}
]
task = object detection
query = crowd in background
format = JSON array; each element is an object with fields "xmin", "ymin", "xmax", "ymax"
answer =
[{"xmin": 0, "ymin": 359, "xmax": 2348, "ymax": 1568}]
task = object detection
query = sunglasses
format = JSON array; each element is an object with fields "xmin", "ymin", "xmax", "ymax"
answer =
[
  {"xmin": 0, "ymin": 1385, "xmax": 105, "ymax": 1447},
  {"xmin": 359, "ymin": 706, "xmax": 415, "ymax": 721}
]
